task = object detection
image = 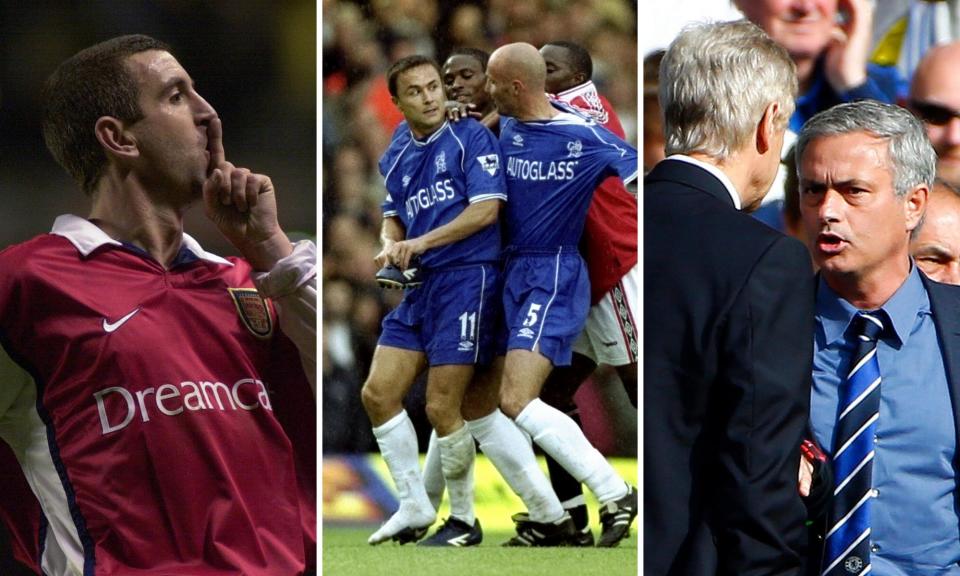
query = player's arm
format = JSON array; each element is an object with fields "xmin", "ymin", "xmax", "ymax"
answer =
[
  {"xmin": 387, "ymin": 199, "xmax": 500, "ymax": 270},
  {"xmin": 376, "ymin": 216, "xmax": 406, "ymax": 268},
  {"xmin": 252, "ymin": 241, "xmax": 317, "ymax": 394}
]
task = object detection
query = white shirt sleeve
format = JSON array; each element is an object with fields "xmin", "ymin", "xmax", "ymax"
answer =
[{"xmin": 252, "ymin": 240, "xmax": 317, "ymax": 394}]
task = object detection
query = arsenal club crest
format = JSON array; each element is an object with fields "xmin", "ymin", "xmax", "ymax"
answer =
[{"xmin": 228, "ymin": 288, "xmax": 274, "ymax": 338}]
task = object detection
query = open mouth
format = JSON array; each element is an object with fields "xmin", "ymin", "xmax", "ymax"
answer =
[{"xmin": 817, "ymin": 232, "xmax": 846, "ymax": 255}]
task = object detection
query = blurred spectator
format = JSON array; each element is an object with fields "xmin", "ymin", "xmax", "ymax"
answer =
[
  {"xmin": 735, "ymin": 0, "xmax": 902, "ymax": 132},
  {"xmin": 911, "ymin": 179, "xmax": 960, "ymax": 285},
  {"xmin": 909, "ymin": 42, "xmax": 960, "ymax": 189}
]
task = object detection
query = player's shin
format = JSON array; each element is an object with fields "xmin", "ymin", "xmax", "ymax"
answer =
[
  {"xmin": 423, "ymin": 430, "xmax": 445, "ymax": 511},
  {"xmin": 438, "ymin": 424, "xmax": 476, "ymax": 525},
  {"xmin": 368, "ymin": 411, "xmax": 436, "ymax": 544},
  {"xmin": 515, "ymin": 398, "xmax": 627, "ymax": 503},
  {"xmin": 465, "ymin": 409, "xmax": 565, "ymax": 523}
]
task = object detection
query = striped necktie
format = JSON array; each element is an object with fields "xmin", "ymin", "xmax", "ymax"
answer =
[{"xmin": 822, "ymin": 311, "xmax": 886, "ymax": 576}]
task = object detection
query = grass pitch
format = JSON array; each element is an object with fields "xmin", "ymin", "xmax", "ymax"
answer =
[{"xmin": 322, "ymin": 526, "xmax": 638, "ymax": 576}]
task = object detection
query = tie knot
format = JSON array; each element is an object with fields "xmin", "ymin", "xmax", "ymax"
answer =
[{"xmin": 854, "ymin": 311, "xmax": 885, "ymax": 342}]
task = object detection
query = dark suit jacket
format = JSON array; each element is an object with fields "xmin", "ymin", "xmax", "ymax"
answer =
[
  {"xmin": 644, "ymin": 159, "xmax": 815, "ymax": 576},
  {"xmin": 804, "ymin": 274, "xmax": 960, "ymax": 572}
]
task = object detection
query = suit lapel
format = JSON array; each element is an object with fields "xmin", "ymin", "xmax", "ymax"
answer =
[{"xmin": 923, "ymin": 275, "xmax": 960, "ymax": 445}]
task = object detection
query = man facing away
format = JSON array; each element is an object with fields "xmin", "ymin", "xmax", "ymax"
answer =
[
  {"xmin": 645, "ymin": 20, "xmax": 814, "ymax": 575},
  {"xmin": 798, "ymin": 100, "xmax": 960, "ymax": 575},
  {"xmin": 484, "ymin": 41, "xmax": 639, "ymax": 547},
  {"xmin": 0, "ymin": 35, "xmax": 316, "ymax": 575}
]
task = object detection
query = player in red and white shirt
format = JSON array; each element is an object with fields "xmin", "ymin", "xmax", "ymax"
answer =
[
  {"xmin": 539, "ymin": 40, "xmax": 638, "ymax": 545},
  {"xmin": 0, "ymin": 35, "xmax": 316, "ymax": 575}
]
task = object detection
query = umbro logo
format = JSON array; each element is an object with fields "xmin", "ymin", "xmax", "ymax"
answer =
[
  {"xmin": 403, "ymin": 267, "xmax": 419, "ymax": 280},
  {"xmin": 446, "ymin": 533, "xmax": 472, "ymax": 546},
  {"xmin": 512, "ymin": 134, "xmax": 524, "ymax": 147},
  {"xmin": 102, "ymin": 307, "xmax": 141, "ymax": 333}
]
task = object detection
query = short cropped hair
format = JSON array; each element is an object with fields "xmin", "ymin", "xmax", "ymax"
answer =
[
  {"xmin": 796, "ymin": 100, "xmax": 936, "ymax": 198},
  {"xmin": 42, "ymin": 34, "xmax": 170, "ymax": 196},
  {"xmin": 446, "ymin": 47, "xmax": 490, "ymax": 72},
  {"xmin": 387, "ymin": 55, "xmax": 442, "ymax": 98},
  {"xmin": 542, "ymin": 40, "xmax": 593, "ymax": 79},
  {"xmin": 660, "ymin": 20, "xmax": 796, "ymax": 160}
]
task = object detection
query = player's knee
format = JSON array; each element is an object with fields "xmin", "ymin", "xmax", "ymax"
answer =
[
  {"xmin": 361, "ymin": 379, "xmax": 396, "ymax": 419},
  {"xmin": 499, "ymin": 390, "xmax": 529, "ymax": 420},
  {"xmin": 425, "ymin": 396, "xmax": 458, "ymax": 434}
]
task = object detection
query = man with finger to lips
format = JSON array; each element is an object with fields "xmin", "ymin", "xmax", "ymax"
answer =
[{"xmin": 0, "ymin": 35, "xmax": 316, "ymax": 575}]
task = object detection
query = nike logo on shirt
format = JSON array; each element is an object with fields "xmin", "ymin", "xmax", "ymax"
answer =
[{"xmin": 102, "ymin": 308, "xmax": 141, "ymax": 333}]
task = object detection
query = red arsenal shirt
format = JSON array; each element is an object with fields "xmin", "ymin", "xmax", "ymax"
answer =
[
  {"xmin": 553, "ymin": 81, "xmax": 638, "ymax": 304},
  {"xmin": 0, "ymin": 216, "xmax": 316, "ymax": 575}
]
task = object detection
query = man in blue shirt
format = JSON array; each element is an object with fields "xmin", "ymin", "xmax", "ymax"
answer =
[
  {"xmin": 361, "ymin": 54, "xmax": 506, "ymax": 546},
  {"xmin": 797, "ymin": 100, "xmax": 960, "ymax": 574},
  {"xmin": 484, "ymin": 42, "xmax": 639, "ymax": 547}
]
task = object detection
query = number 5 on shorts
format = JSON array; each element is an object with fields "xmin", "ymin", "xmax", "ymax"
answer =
[{"xmin": 522, "ymin": 303, "xmax": 542, "ymax": 327}]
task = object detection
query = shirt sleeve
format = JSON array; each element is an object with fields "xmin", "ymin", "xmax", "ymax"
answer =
[
  {"xmin": 839, "ymin": 63, "xmax": 906, "ymax": 105},
  {"xmin": 464, "ymin": 124, "xmax": 508, "ymax": 204},
  {"xmin": 587, "ymin": 124, "xmax": 639, "ymax": 186},
  {"xmin": 252, "ymin": 240, "xmax": 317, "ymax": 394}
]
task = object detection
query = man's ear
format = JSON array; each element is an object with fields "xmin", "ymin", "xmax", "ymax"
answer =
[
  {"xmin": 95, "ymin": 116, "xmax": 139, "ymax": 160},
  {"xmin": 904, "ymin": 183, "xmax": 928, "ymax": 234},
  {"xmin": 756, "ymin": 101, "xmax": 781, "ymax": 155}
]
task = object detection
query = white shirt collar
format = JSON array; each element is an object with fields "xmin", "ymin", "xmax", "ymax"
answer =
[
  {"xmin": 666, "ymin": 154, "xmax": 742, "ymax": 210},
  {"xmin": 554, "ymin": 80, "xmax": 597, "ymax": 102},
  {"xmin": 50, "ymin": 214, "xmax": 233, "ymax": 266}
]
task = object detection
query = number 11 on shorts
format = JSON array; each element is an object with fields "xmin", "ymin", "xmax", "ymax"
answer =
[{"xmin": 459, "ymin": 311, "xmax": 477, "ymax": 340}]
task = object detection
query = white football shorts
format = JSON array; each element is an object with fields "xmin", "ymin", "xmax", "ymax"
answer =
[{"xmin": 572, "ymin": 263, "xmax": 639, "ymax": 366}]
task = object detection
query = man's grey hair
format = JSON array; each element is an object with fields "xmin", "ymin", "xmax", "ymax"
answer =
[
  {"xmin": 659, "ymin": 20, "xmax": 797, "ymax": 160},
  {"xmin": 796, "ymin": 100, "xmax": 936, "ymax": 198}
]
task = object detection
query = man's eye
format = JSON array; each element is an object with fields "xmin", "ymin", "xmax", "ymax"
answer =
[{"xmin": 171, "ymin": 92, "xmax": 183, "ymax": 103}]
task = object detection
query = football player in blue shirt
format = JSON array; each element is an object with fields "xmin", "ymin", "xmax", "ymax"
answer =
[
  {"xmin": 361, "ymin": 55, "xmax": 567, "ymax": 547},
  {"xmin": 484, "ymin": 42, "xmax": 640, "ymax": 547}
]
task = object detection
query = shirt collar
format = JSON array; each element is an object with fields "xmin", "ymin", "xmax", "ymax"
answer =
[
  {"xmin": 816, "ymin": 262, "xmax": 927, "ymax": 348},
  {"xmin": 50, "ymin": 214, "xmax": 233, "ymax": 266},
  {"xmin": 666, "ymin": 154, "xmax": 742, "ymax": 209},
  {"xmin": 553, "ymin": 80, "xmax": 597, "ymax": 102},
  {"xmin": 410, "ymin": 121, "xmax": 449, "ymax": 146}
]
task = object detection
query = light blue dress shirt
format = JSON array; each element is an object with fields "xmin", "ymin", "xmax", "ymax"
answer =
[{"xmin": 811, "ymin": 266, "xmax": 960, "ymax": 575}]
